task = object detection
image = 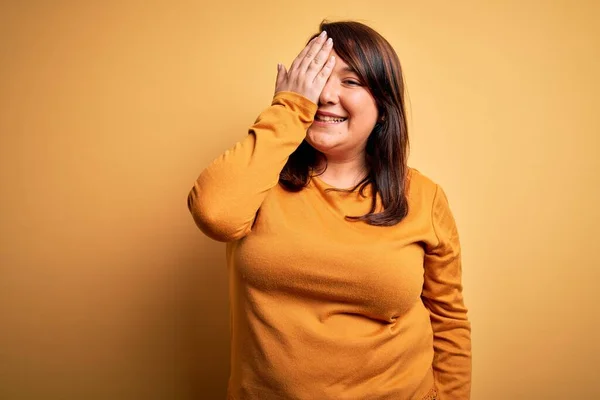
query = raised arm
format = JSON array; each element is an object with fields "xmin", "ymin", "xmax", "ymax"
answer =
[{"xmin": 187, "ymin": 31, "xmax": 336, "ymax": 241}]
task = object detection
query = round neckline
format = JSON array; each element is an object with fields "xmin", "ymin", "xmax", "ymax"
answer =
[{"xmin": 310, "ymin": 174, "xmax": 370, "ymax": 193}]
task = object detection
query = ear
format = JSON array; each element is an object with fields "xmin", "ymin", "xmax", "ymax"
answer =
[{"xmin": 377, "ymin": 106, "xmax": 386, "ymax": 123}]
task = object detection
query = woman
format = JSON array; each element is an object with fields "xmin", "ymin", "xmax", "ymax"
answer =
[{"xmin": 188, "ymin": 20, "xmax": 471, "ymax": 400}]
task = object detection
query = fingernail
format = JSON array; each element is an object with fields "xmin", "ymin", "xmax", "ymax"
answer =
[
  {"xmin": 277, "ymin": 63, "xmax": 281, "ymax": 70},
  {"xmin": 326, "ymin": 38, "xmax": 332, "ymax": 45},
  {"xmin": 320, "ymin": 31, "xmax": 327, "ymax": 38}
]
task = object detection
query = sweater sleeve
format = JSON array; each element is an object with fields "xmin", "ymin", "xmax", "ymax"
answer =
[
  {"xmin": 421, "ymin": 185, "xmax": 472, "ymax": 399},
  {"xmin": 187, "ymin": 91, "xmax": 317, "ymax": 242}
]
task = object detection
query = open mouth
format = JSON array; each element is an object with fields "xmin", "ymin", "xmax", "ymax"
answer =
[{"xmin": 314, "ymin": 114, "xmax": 348, "ymax": 124}]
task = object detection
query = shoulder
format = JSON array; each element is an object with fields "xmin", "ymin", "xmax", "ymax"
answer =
[
  {"xmin": 405, "ymin": 167, "xmax": 455, "ymax": 221},
  {"xmin": 406, "ymin": 167, "xmax": 440, "ymax": 202},
  {"xmin": 407, "ymin": 168, "xmax": 457, "ymax": 235}
]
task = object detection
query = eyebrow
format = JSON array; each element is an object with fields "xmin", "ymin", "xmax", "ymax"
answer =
[{"xmin": 340, "ymin": 65, "xmax": 359, "ymax": 74}]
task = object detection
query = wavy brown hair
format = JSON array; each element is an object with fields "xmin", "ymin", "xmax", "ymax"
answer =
[{"xmin": 279, "ymin": 20, "xmax": 410, "ymax": 226}]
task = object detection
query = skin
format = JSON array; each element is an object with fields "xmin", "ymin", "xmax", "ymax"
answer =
[{"xmin": 275, "ymin": 32, "xmax": 379, "ymax": 189}]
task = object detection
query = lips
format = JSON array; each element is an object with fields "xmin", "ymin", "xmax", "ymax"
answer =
[{"xmin": 314, "ymin": 111, "xmax": 348, "ymax": 123}]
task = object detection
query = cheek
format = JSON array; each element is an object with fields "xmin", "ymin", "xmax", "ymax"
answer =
[
  {"xmin": 345, "ymin": 95, "xmax": 379, "ymax": 129},
  {"xmin": 348, "ymin": 109, "xmax": 378, "ymax": 135},
  {"xmin": 350, "ymin": 111, "xmax": 377, "ymax": 126}
]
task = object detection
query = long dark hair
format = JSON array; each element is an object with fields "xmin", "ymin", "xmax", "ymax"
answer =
[{"xmin": 279, "ymin": 20, "xmax": 410, "ymax": 226}]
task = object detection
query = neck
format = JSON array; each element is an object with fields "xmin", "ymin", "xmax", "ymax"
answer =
[{"xmin": 314, "ymin": 153, "xmax": 368, "ymax": 189}]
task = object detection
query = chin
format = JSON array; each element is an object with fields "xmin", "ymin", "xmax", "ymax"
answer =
[{"xmin": 305, "ymin": 133, "xmax": 342, "ymax": 155}]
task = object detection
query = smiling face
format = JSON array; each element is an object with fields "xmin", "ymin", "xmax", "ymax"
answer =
[{"xmin": 306, "ymin": 51, "xmax": 379, "ymax": 162}]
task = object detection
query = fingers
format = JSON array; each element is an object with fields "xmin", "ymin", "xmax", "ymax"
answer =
[
  {"xmin": 313, "ymin": 54, "xmax": 336, "ymax": 86},
  {"xmin": 289, "ymin": 33, "xmax": 323, "ymax": 73},
  {"xmin": 297, "ymin": 32, "xmax": 330, "ymax": 75},
  {"xmin": 273, "ymin": 30, "xmax": 335, "ymax": 103},
  {"xmin": 305, "ymin": 37, "xmax": 333, "ymax": 76}
]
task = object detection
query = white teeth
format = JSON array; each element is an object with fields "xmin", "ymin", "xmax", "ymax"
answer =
[{"xmin": 316, "ymin": 115, "xmax": 347, "ymax": 123}]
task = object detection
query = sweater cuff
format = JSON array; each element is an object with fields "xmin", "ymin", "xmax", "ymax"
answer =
[{"xmin": 272, "ymin": 91, "xmax": 318, "ymax": 124}]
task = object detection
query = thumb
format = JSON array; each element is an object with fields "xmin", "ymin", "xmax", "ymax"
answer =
[{"xmin": 275, "ymin": 63, "xmax": 287, "ymax": 92}]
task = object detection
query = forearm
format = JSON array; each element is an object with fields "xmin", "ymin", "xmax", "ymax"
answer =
[
  {"xmin": 426, "ymin": 299, "xmax": 471, "ymax": 399},
  {"xmin": 187, "ymin": 91, "xmax": 316, "ymax": 241}
]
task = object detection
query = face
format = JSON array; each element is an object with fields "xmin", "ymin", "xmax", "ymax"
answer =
[{"xmin": 306, "ymin": 51, "xmax": 379, "ymax": 162}]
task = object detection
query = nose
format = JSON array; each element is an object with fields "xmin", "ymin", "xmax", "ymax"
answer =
[{"xmin": 318, "ymin": 78, "xmax": 339, "ymax": 106}]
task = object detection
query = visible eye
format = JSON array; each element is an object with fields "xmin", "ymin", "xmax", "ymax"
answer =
[{"xmin": 343, "ymin": 79, "xmax": 362, "ymax": 86}]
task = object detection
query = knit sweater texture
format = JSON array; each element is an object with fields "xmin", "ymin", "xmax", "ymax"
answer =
[{"xmin": 187, "ymin": 91, "xmax": 471, "ymax": 399}]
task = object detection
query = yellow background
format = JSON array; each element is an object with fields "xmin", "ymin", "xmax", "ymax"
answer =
[{"xmin": 1, "ymin": 1, "xmax": 599, "ymax": 398}]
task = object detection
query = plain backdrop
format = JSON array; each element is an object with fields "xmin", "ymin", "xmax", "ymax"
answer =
[{"xmin": 1, "ymin": 1, "xmax": 599, "ymax": 399}]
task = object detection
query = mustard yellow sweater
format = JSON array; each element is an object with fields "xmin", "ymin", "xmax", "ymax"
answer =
[{"xmin": 188, "ymin": 92, "xmax": 471, "ymax": 399}]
